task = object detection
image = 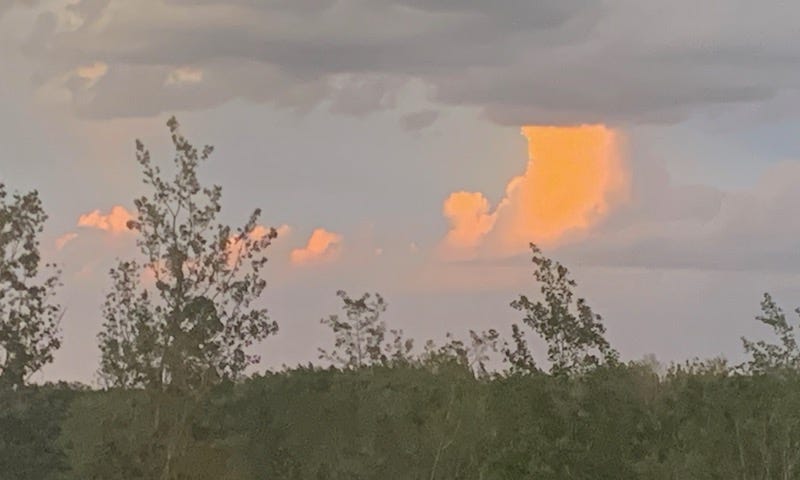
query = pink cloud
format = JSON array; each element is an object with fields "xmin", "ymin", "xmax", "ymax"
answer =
[
  {"xmin": 77, "ymin": 206, "xmax": 134, "ymax": 234},
  {"xmin": 290, "ymin": 228, "xmax": 342, "ymax": 265},
  {"xmin": 55, "ymin": 232, "xmax": 78, "ymax": 250}
]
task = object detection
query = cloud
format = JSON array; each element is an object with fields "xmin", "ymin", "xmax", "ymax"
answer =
[
  {"xmin": 165, "ymin": 66, "xmax": 203, "ymax": 86},
  {"xmin": 55, "ymin": 232, "xmax": 78, "ymax": 250},
  {"xmin": 77, "ymin": 205, "xmax": 134, "ymax": 234},
  {"xmin": 75, "ymin": 62, "xmax": 108, "ymax": 86},
  {"xmin": 328, "ymin": 74, "xmax": 404, "ymax": 116},
  {"xmin": 290, "ymin": 228, "xmax": 342, "ymax": 265},
  {"xmin": 440, "ymin": 191, "xmax": 496, "ymax": 259},
  {"xmin": 400, "ymin": 109, "xmax": 439, "ymax": 131},
  {"xmin": 274, "ymin": 224, "xmax": 291, "ymax": 239},
  {"xmin": 21, "ymin": 0, "xmax": 800, "ymax": 123},
  {"xmin": 439, "ymin": 125, "xmax": 628, "ymax": 259},
  {"xmin": 554, "ymin": 159, "xmax": 800, "ymax": 273},
  {"xmin": 248, "ymin": 224, "xmax": 291, "ymax": 241},
  {"xmin": 0, "ymin": 0, "xmax": 37, "ymax": 18}
]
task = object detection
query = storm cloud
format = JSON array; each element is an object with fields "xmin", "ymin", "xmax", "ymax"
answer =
[{"xmin": 20, "ymin": 0, "xmax": 800, "ymax": 124}]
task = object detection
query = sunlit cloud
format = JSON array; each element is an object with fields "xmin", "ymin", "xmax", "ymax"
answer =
[
  {"xmin": 440, "ymin": 191, "xmax": 496, "ymax": 258},
  {"xmin": 75, "ymin": 62, "xmax": 108, "ymax": 87},
  {"xmin": 440, "ymin": 125, "xmax": 629, "ymax": 258},
  {"xmin": 55, "ymin": 232, "xmax": 78, "ymax": 250},
  {"xmin": 290, "ymin": 228, "xmax": 342, "ymax": 265},
  {"xmin": 77, "ymin": 205, "xmax": 134, "ymax": 234},
  {"xmin": 274, "ymin": 224, "xmax": 291, "ymax": 239}
]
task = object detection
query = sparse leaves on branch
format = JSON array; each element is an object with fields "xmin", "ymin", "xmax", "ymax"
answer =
[{"xmin": 741, "ymin": 292, "xmax": 800, "ymax": 373}]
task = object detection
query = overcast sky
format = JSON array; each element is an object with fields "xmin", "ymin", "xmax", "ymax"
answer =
[{"xmin": 3, "ymin": 0, "xmax": 800, "ymax": 383}]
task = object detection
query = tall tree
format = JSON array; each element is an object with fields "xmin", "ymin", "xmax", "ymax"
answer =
[
  {"xmin": 98, "ymin": 117, "xmax": 279, "ymax": 391},
  {"xmin": 510, "ymin": 243, "xmax": 617, "ymax": 376},
  {"xmin": 0, "ymin": 184, "xmax": 61, "ymax": 389},
  {"xmin": 94, "ymin": 117, "xmax": 280, "ymax": 479}
]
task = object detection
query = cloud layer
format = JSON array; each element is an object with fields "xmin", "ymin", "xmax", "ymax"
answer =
[
  {"xmin": 18, "ymin": 0, "xmax": 800, "ymax": 124},
  {"xmin": 559, "ymin": 159, "xmax": 800, "ymax": 273}
]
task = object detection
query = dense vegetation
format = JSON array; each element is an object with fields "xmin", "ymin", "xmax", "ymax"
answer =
[{"xmin": 3, "ymin": 119, "xmax": 800, "ymax": 479}]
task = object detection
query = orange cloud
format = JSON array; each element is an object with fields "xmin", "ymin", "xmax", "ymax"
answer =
[
  {"xmin": 440, "ymin": 125, "xmax": 628, "ymax": 258},
  {"xmin": 78, "ymin": 206, "xmax": 134, "ymax": 234},
  {"xmin": 55, "ymin": 232, "xmax": 78, "ymax": 250},
  {"xmin": 290, "ymin": 228, "xmax": 342, "ymax": 265},
  {"xmin": 441, "ymin": 191, "xmax": 496, "ymax": 255}
]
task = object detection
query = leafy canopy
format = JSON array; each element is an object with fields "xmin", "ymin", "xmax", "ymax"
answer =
[
  {"xmin": 0, "ymin": 184, "xmax": 61, "ymax": 389},
  {"xmin": 98, "ymin": 117, "xmax": 279, "ymax": 391}
]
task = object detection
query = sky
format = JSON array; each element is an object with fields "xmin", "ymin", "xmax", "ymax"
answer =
[{"xmin": 3, "ymin": 0, "xmax": 800, "ymax": 383}]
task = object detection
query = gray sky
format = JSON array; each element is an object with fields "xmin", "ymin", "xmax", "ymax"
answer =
[{"xmin": 3, "ymin": 0, "xmax": 800, "ymax": 383}]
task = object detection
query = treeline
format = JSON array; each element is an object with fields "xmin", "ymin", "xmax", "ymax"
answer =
[
  {"xmin": 7, "ymin": 356, "xmax": 800, "ymax": 479},
  {"xmin": 2, "ymin": 118, "xmax": 800, "ymax": 479}
]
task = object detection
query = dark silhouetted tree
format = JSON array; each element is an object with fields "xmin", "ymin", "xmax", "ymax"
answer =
[
  {"xmin": 94, "ymin": 117, "xmax": 280, "ymax": 479},
  {"xmin": 510, "ymin": 243, "xmax": 617, "ymax": 376},
  {"xmin": 0, "ymin": 184, "xmax": 61, "ymax": 389},
  {"xmin": 98, "ymin": 116, "xmax": 279, "ymax": 391}
]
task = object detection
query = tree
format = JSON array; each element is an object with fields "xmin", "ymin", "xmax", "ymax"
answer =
[
  {"xmin": 319, "ymin": 290, "xmax": 413, "ymax": 369},
  {"xmin": 741, "ymin": 292, "xmax": 800, "ymax": 373},
  {"xmin": 0, "ymin": 183, "xmax": 61, "ymax": 389},
  {"xmin": 98, "ymin": 116, "xmax": 279, "ymax": 391},
  {"xmin": 94, "ymin": 117, "xmax": 280, "ymax": 479},
  {"xmin": 509, "ymin": 243, "xmax": 617, "ymax": 376}
]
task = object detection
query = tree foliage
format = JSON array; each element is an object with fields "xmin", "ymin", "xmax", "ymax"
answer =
[
  {"xmin": 0, "ymin": 183, "xmax": 61, "ymax": 389},
  {"xmin": 742, "ymin": 292, "xmax": 800, "ymax": 373},
  {"xmin": 319, "ymin": 290, "xmax": 413, "ymax": 369},
  {"xmin": 93, "ymin": 117, "xmax": 281, "ymax": 480},
  {"xmin": 510, "ymin": 243, "xmax": 617, "ymax": 375},
  {"xmin": 98, "ymin": 117, "xmax": 279, "ymax": 391}
]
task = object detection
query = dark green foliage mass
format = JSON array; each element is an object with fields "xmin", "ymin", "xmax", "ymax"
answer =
[
  {"xmin": 31, "ymin": 357, "xmax": 800, "ymax": 480},
  {"xmin": 0, "ymin": 383, "xmax": 83, "ymax": 480}
]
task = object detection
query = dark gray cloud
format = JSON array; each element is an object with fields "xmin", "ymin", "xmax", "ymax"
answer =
[
  {"xmin": 328, "ymin": 75, "xmax": 405, "ymax": 116},
  {"xmin": 24, "ymin": 0, "xmax": 800, "ymax": 124}
]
